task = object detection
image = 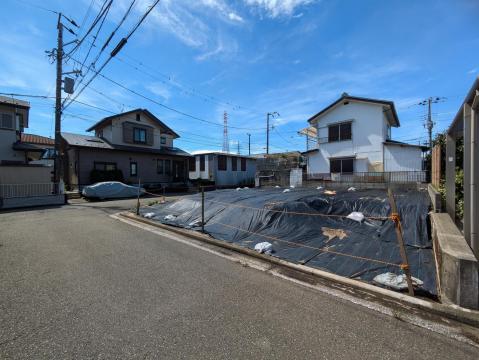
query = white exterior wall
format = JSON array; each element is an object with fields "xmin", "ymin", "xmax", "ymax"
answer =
[
  {"xmin": 0, "ymin": 130, "xmax": 21, "ymax": 162},
  {"xmin": 384, "ymin": 144, "xmax": 423, "ymax": 171},
  {"xmin": 308, "ymin": 101, "xmax": 386, "ymax": 174},
  {"xmin": 189, "ymin": 154, "xmax": 214, "ymax": 181},
  {"xmin": 188, "ymin": 154, "xmax": 256, "ymax": 186},
  {"xmin": 99, "ymin": 113, "xmax": 174, "ymax": 149}
]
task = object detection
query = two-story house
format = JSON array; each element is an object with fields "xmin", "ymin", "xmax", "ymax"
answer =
[
  {"xmin": 303, "ymin": 93, "xmax": 426, "ymax": 178},
  {"xmin": 0, "ymin": 96, "xmax": 30, "ymax": 164},
  {"xmin": 61, "ymin": 109, "xmax": 190, "ymax": 189}
]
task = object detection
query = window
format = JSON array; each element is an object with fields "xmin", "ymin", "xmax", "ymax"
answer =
[
  {"xmin": 189, "ymin": 157, "xmax": 196, "ymax": 171},
  {"xmin": 218, "ymin": 155, "xmax": 227, "ymax": 171},
  {"xmin": 164, "ymin": 159, "xmax": 171, "ymax": 175},
  {"xmin": 231, "ymin": 156, "xmax": 237, "ymax": 171},
  {"xmin": 136, "ymin": 113, "xmax": 141, "ymax": 122},
  {"xmin": 130, "ymin": 162, "xmax": 138, "ymax": 176},
  {"xmin": 200, "ymin": 155, "xmax": 205, "ymax": 171},
  {"xmin": 94, "ymin": 162, "xmax": 117, "ymax": 171},
  {"xmin": 0, "ymin": 113, "xmax": 14, "ymax": 129},
  {"xmin": 16, "ymin": 113, "xmax": 24, "ymax": 130},
  {"xmin": 330, "ymin": 157, "xmax": 354, "ymax": 174},
  {"xmin": 328, "ymin": 122, "xmax": 352, "ymax": 142},
  {"xmin": 160, "ymin": 136, "xmax": 166, "ymax": 145},
  {"xmin": 133, "ymin": 128, "xmax": 147, "ymax": 143},
  {"xmin": 241, "ymin": 158, "xmax": 246, "ymax": 171},
  {"xmin": 157, "ymin": 159, "xmax": 164, "ymax": 174}
]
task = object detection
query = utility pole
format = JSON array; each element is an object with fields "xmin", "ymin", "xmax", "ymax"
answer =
[
  {"xmin": 237, "ymin": 141, "xmax": 240, "ymax": 155},
  {"xmin": 266, "ymin": 112, "xmax": 279, "ymax": 155},
  {"xmin": 246, "ymin": 133, "xmax": 251, "ymax": 155},
  {"xmin": 418, "ymin": 97, "xmax": 446, "ymax": 154},
  {"xmin": 54, "ymin": 13, "xmax": 63, "ymax": 189}
]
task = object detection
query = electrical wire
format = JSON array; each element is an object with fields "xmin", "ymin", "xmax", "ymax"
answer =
[{"xmin": 63, "ymin": 0, "xmax": 160, "ymax": 111}]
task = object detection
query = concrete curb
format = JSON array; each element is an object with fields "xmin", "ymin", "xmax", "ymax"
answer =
[{"xmin": 119, "ymin": 211, "xmax": 479, "ymax": 328}]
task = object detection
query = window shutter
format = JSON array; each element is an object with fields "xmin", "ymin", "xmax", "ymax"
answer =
[
  {"xmin": 146, "ymin": 128, "xmax": 154, "ymax": 146},
  {"xmin": 123, "ymin": 122, "xmax": 134, "ymax": 143}
]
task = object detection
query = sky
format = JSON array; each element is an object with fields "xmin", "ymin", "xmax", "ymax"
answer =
[{"xmin": 0, "ymin": 0, "xmax": 478, "ymax": 154}]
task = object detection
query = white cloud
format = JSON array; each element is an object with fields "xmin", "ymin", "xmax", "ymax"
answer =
[
  {"xmin": 195, "ymin": 35, "xmax": 239, "ymax": 61},
  {"xmin": 114, "ymin": 0, "xmax": 244, "ymax": 60},
  {"xmin": 228, "ymin": 12, "xmax": 244, "ymax": 22},
  {"xmin": 146, "ymin": 82, "xmax": 171, "ymax": 100},
  {"xmin": 244, "ymin": 0, "xmax": 316, "ymax": 18},
  {"xmin": 467, "ymin": 67, "xmax": 478, "ymax": 74}
]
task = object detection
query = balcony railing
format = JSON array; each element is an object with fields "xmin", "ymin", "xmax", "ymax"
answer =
[{"xmin": 303, "ymin": 171, "xmax": 428, "ymax": 183}]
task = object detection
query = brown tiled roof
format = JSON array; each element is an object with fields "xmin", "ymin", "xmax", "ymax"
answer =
[{"xmin": 21, "ymin": 133, "xmax": 55, "ymax": 145}]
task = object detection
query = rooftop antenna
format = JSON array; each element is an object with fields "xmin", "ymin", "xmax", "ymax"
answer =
[{"xmin": 222, "ymin": 111, "xmax": 230, "ymax": 153}]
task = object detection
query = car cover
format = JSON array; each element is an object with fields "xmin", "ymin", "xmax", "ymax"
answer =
[{"xmin": 82, "ymin": 181, "xmax": 144, "ymax": 199}]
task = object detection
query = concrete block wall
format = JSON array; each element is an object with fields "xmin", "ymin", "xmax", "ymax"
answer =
[{"xmin": 431, "ymin": 213, "xmax": 479, "ymax": 309}]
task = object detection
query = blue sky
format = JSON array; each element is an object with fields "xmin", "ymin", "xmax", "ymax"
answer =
[{"xmin": 1, "ymin": 0, "xmax": 478, "ymax": 154}]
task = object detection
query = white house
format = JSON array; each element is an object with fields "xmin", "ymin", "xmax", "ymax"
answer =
[
  {"xmin": 303, "ymin": 93, "xmax": 426, "ymax": 178},
  {"xmin": 189, "ymin": 151, "xmax": 256, "ymax": 187}
]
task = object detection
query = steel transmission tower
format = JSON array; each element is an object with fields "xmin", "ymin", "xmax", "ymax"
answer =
[{"xmin": 222, "ymin": 111, "xmax": 230, "ymax": 153}]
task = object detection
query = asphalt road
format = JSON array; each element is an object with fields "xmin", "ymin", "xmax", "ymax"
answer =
[{"xmin": 0, "ymin": 200, "xmax": 477, "ymax": 359}]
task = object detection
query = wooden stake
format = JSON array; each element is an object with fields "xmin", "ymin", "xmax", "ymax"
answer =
[{"xmin": 387, "ymin": 188, "xmax": 414, "ymax": 296}]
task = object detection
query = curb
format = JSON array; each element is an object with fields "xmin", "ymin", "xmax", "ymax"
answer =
[{"xmin": 119, "ymin": 211, "xmax": 479, "ymax": 328}]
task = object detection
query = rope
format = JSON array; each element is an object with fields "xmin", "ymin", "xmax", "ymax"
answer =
[
  {"xmin": 205, "ymin": 199, "xmax": 389, "ymax": 221},
  {"xmin": 214, "ymin": 221, "xmax": 404, "ymax": 268}
]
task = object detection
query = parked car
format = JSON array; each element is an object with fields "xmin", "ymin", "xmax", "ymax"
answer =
[{"xmin": 82, "ymin": 181, "xmax": 145, "ymax": 200}]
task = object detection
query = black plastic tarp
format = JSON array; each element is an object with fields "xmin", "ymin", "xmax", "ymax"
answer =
[{"xmin": 140, "ymin": 187, "xmax": 437, "ymax": 297}]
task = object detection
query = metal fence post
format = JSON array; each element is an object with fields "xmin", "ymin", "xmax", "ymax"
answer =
[{"xmin": 201, "ymin": 186, "xmax": 205, "ymax": 233}]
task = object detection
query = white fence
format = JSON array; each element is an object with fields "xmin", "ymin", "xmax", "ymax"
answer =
[{"xmin": 0, "ymin": 183, "xmax": 58, "ymax": 199}]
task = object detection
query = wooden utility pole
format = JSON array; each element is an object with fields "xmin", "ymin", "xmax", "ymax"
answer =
[
  {"xmin": 387, "ymin": 188, "xmax": 414, "ymax": 296},
  {"xmin": 54, "ymin": 13, "xmax": 63, "ymax": 188}
]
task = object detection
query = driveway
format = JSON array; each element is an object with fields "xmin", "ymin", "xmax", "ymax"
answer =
[{"xmin": 0, "ymin": 200, "xmax": 477, "ymax": 359}]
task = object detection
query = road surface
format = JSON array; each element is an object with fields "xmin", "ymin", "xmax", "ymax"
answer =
[{"xmin": 0, "ymin": 199, "xmax": 477, "ymax": 359}]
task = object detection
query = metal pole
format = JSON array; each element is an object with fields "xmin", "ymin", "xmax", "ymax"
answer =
[
  {"xmin": 201, "ymin": 186, "xmax": 205, "ymax": 233},
  {"xmin": 136, "ymin": 178, "xmax": 141, "ymax": 215},
  {"xmin": 54, "ymin": 13, "xmax": 63, "ymax": 192},
  {"xmin": 247, "ymin": 133, "xmax": 251, "ymax": 155},
  {"xmin": 266, "ymin": 113, "xmax": 270, "ymax": 155},
  {"xmin": 387, "ymin": 188, "xmax": 414, "ymax": 296},
  {"xmin": 427, "ymin": 98, "xmax": 433, "ymax": 155}
]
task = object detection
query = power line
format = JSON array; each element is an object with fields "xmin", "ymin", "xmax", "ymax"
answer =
[
  {"xmin": 115, "ymin": 55, "xmax": 264, "ymax": 115},
  {"xmin": 63, "ymin": 0, "xmax": 160, "ymax": 111},
  {"xmin": 65, "ymin": 0, "xmax": 112, "ymax": 58},
  {"xmin": 71, "ymin": 0, "xmax": 137, "ymax": 101},
  {"xmin": 66, "ymin": 55, "xmax": 266, "ymax": 130},
  {"xmin": 14, "ymin": 0, "xmax": 58, "ymax": 14}
]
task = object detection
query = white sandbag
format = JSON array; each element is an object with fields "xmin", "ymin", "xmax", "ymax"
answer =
[
  {"xmin": 188, "ymin": 219, "xmax": 202, "ymax": 227},
  {"xmin": 82, "ymin": 181, "xmax": 144, "ymax": 199},
  {"xmin": 316, "ymin": 186, "xmax": 323, "ymax": 190},
  {"xmin": 164, "ymin": 214, "xmax": 177, "ymax": 221},
  {"xmin": 290, "ymin": 185, "xmax": 295, "ymax": 189},
  {"xmin": 236, "ymin": 187, "xmax": 242, "ymax": 191},
  {"xmin": 143, "ymin": 212, "xmax": 155, "ymax": 219},
  {"xmin": 373, "ymin": 272, "xmax": 423, "ymax": 290},
  {"xmin": 347, "ymin": 211, "xmax": 364, "ymax": 223},
  {"xmin": 254, "ymin": 242, "xmax": 273, "ymax": 254},
  {"xmin": 283, "ymin": 189, "xmax": 291, "ymax": 193},
  {"xmin": 275, "ymin": 186, "xmax": 281, "ymax": 188}
]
